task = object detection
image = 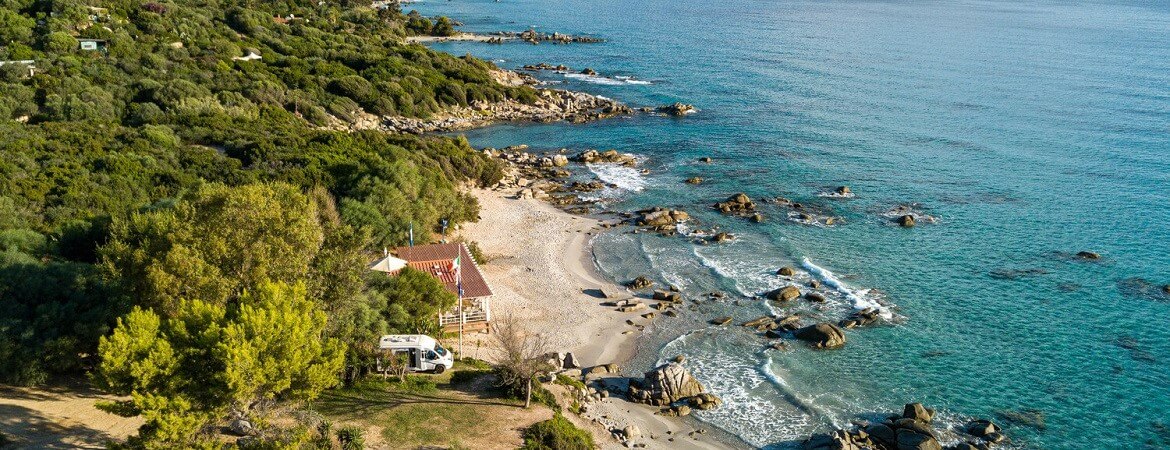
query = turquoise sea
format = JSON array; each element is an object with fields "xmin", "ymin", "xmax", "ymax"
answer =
[{"xmin": 414, "ymin": 0, "xmax": 1170, "ymax": 448}]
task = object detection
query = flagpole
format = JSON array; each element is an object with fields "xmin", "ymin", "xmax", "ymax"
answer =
[{"xmin": 457, "ymin": 253, "xmax": 464, "ymax": 360}]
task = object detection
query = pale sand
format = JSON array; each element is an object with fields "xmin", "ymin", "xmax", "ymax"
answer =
[
  {"xmin": 406, "ymin": 32, "xmax": 511, "ymax": 44},
  {"xmin": 0, "ymin": 384, "xmax": 142, "ymax": 449},
  {"xmin": 458, "ymin": 188, "xmax": 737, "ymax": 450}
]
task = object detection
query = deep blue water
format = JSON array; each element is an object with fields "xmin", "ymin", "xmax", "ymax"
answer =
[{"xmin": 413, "ymin": 0, "xmax": 1170, "ymax": 448}]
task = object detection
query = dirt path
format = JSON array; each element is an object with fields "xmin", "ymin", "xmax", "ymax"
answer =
[{"xmin": 0, "ymin": 383, "xmax": 141, "ymax": 449}]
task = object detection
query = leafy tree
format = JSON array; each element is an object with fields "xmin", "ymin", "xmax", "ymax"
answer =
[
  {"xmin": 100, "ymin": 183, "xmax": 323, "ymax": 314},
  {"xmin": 366, "ymin": 267, "xmax": 456, "ymax": 337},
  {"xmin": 96, "ymin": 281, "xmax": 344, "ymax": 447}
]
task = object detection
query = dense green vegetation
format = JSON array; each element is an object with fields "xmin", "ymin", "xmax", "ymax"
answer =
[
  {"xmin": 0, "ymin": 0, "xmax": 528, "ymax": 446},
  {"xmin": 521, "ymin": 413, "xmax": 595, "ymax": 450}
]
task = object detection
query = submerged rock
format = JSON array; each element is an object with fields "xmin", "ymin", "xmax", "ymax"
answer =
[
  {"xmin": 777, "ymin": 266, "xmax": 796, "ymax": 276},
  {"xmin": 1075, "ymin": 250, "xmax": 1101, "ymax": 260},
  {"xmin": 898, "ymin": 214, "xmax": 916, "ymax": 227},
  {"xmin": 685, "ymin": 176, "xmax": 704, "ymax": 184}
]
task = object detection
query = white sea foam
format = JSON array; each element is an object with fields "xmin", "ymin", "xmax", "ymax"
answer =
[
  {"xmin": 585, "ymin": 161, "xmax": 647, "ymax": 193},
  {"xmin": 563, "ymin": 72, "xmax": 653, "ymax": 85},
  {"xmin": 801, "ymin": 258, "xmax": 892, "ymax": 319}
]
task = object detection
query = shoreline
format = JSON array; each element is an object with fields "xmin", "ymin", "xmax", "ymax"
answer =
[{"xmin": 457, "ymin": 187, "xmax": 746, "ymax": 449}]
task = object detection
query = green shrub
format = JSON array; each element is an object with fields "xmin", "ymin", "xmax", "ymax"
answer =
[
  {"xmin": 449, "ymin": 369, "xmax": 491, "ymax": 385},
  {"xmin": 336, "ymin": 425, "xmax": 365, "ymax": 450},
  {"xmin": 554, "ymin": 374, "xmax": 586, "ymax": 391},
  {"xmin": 521, "ymin": 413, "xmax": 594, "ymax": 450}
]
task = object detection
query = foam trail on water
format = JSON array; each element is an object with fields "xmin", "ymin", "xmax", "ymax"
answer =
[
  {"xmin": 586, "ymin": 161, "xmax": 647, "ymax": 193},
  {"xmin": 801, "ymin": 258, "xmax": 892, "ymax": 319},
  {"xmin": 564, "ymin": 72, "xmax": 653, "ymax": 85}
]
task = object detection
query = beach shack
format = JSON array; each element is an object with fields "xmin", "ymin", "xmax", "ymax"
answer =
[
  {"xmin": 78, "ymin": 38, "xmax": 107, "ymax": 52},
  {"xmin": 369, "ymin": 243, "xmax": 493, "ymax": 332}
]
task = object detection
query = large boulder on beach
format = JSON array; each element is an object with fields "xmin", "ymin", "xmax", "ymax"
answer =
[
  {"xmin": 765, "ymin": 285, "xmax": 802, "ymax": 302},
  {"xmin": 794, "ymin": 323, "xmax": 846, "ymax": 349},
  {"xmin": 627, "ymin": 362, "xmax": 704, "ymax": 406}
]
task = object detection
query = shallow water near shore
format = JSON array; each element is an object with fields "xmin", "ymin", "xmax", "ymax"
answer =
[{"xmin": 415, "ymin": 0, "xmax": 1170, "ymax": 448}]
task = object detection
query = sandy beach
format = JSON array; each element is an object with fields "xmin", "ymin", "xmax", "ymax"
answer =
[{"xmin": 457, "ymin": 187, "xmax": 739, "ymax": 450}]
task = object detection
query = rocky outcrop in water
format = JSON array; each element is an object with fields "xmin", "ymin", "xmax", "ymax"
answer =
[
  {"xmin": 574, "ymin": 149, "xmax": 637, "ymax": 166},
  {"xmin": 514, "ymin": 29, "xmax": 605, "ymax": 44},
  {"xmin": 765, "ymin": 285, "xmax": 802, "ymax": 302},
  {"xmin": 794, "ymin": 322, "xmax": 846, "ymax": 349},
  {"xmin": 626, "ymin": 276, "xmax": 654, "ymax": 290},
  {"xmin": 714, "ymin": 193, "xmax": 756, "ymax": 215},
  {"xmin": 657, "ymin": 102, "xmax": 697, "ymax": 116},
  {"xmin": 800, "ymin": 403, "xmax": 1007, "ymax": 450}
]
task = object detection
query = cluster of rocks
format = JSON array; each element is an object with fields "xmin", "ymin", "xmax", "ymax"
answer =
[
  {"xmin": 803, "ymin": 403, "xmax": 1008, "ymax": 450},
  {"xmin": 381, "ymin": 88, "xmax": 632, "ymax": 133},
  {"xmin": 512, "ymin": 29, "xmax": 605, "ymax": 44},
  {"xmin": 521, "ymin": 62, "xmax": 570, "ymax": 71},
  {"xmin": 884, "ymin": 205, "xmax": 937, "ymax": 228},
  {"xmin": 626, "ymin": 276, "xmax": 654, "ymax": 290},
  {"xmin": 713, "ymin": 193, "xmax": 765, "ymax": 223},
  {"xmin": 655, "ymin": 102, "xmax": 697, "ymax": 116},
  {"xmin": 772, "ymin": 197, "xmax": 842, "ymax": 226},
  {"xmin": 628, "ymin": 361, "xmax": 722, "ymax": 415},
  {"xmin": 631, "ymin": 207, "xmax": 690, "ymax": 233},
  {"xmin": 574, "ymin": 148, "xmax": 638, "ymax": 166}
]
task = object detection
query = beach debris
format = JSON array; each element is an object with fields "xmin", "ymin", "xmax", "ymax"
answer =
[
  {"xmin": 709, "ymin": 316, "xmax": 733, "ymax": 326},
  {"xmin": 777, "ymin": 266, "xmax": 796, "ymax": 276},
  {"xmin": 764, "ymin": 285, "xmax": 802, "ymax": 302},
  {"xmin": 794, "ymin": 322, "xmax": 846, "ymax": 349},
  {"xmin": 656, "ymin": 102, "xmax": 697, "ymax": 116}
]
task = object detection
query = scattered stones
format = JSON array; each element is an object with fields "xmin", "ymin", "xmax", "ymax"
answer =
[
  {"xmin": 794, "ymin": 322, "xmax": 846, "ymax": 349},
  {"xmin": 626, "ymin": 276, "xmax": 654, "ymax": 290},
  {"xmin": 652, "ymin": 290, "xmax": 682, "ymax": 302},
  {"xmin": 657, "ymin": 102, "xmax": 696, "ymax": 116},
  {"xmin": 839, "ymin": 308, "xmax": 882, "ymax": 329},
  {"xmin": 515, "ymin": 29, "xmax": 605, "ymax": 44},
  {"xmin": 802, "ymin": 404, "xmax": 1005, "ymax": 450}
]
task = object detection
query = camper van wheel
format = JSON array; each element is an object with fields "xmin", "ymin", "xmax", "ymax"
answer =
[{"xmin": 433, "ymin": 365, "xmax": 446, "ymax": 375}]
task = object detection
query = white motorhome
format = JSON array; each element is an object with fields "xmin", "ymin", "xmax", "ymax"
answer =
[{"xmin": 378, "ymin": 334, "xmax": 454, "ymax": 374}]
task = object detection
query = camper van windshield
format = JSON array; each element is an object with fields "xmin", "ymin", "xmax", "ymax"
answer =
[{"xmin": 434, "ymin": 345, "xmax": 448, "ymax": 357}]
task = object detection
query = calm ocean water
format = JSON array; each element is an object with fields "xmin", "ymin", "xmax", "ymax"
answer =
[{"xmin": 414, "ymin": 0, "xmax": 1170, "ymax": 447}]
